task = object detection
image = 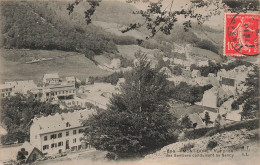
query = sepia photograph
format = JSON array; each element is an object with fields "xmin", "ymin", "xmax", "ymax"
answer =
[{"xmin": 0, "ymin": 0, "xmax": 259, "ymax": 165}]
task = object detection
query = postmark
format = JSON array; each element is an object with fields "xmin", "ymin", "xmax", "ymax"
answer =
[{"xmin": 224, "ymin": 13, "xmax": 259, "ymax": 58}]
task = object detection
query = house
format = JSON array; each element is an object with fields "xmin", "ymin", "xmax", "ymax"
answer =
[
  {"xmin": 191, "ymin": 69, "xmax": 201, "ymax": 78},
  {"xmin": 225, "ymin": 110, "xmax": 242, "ymax": 122},
  {"xmin": 217, "ymin": 65, "xmax": 252, "ymax": 95},
  {"xmin": 18, "ymin": 141, "xmax": 44, "ymax": 163},
  {"xmin": 188, "ymin": 113, "xmax": 205, "ymax": 129},
  {"xmin": 30, "ymin": 84, "xmax": 76, "ymax": 102},
  {"xmin": 30, "ymin": 109, "xmax": 96, "ymax": 155},
  {"xmin": 43, "ymin": 73, "xmax": 60, "ymax": 85},
  {"xmin": 208, "ymin": 73, "xmax": 216, "ymax": 77},
  {"xmin": 0, "ymin": 84, "xmax": 13, "ymax": 98},
  {"xmin": 202, "ymin": 86, "xmax": 232, "ymax": 108},
  {"xmin": 182, "ymin": 69, "xmax": 191, "ymax": 78},
  {"xmin": 219, "ymin": 98, "xmax": 234, "ymax": 115},
  {"xmin": 197, "ymin": 60, "xmax": 209, "ymax": 67},
  {"xmin": 5, "ymin": 80, "xmax": 37, "ymax": 95},
  {"xmin": 110, "ymin": 59, "xmax": 121, "ymax": 69},
  {"xmin": 65, "ymin": 77, "xmax": 76, "ymax": 87}
]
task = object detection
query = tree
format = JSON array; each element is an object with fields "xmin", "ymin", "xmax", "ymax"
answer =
[
  {"xmin": 1, "ymin": 94, "xmax": 63, "ymax": 143},
  {"xmin": 67, "ymin": 0, "xmax": 258, "ymax": 44},
  {"xmin": 180, "ymin": 115, "xmax": 192, "ymax": 129},
  {"xmin": 83, "ymin": 52, "xmax": 178, "ymax": 158},
  {"xmin": 17, "ymin": 148, "xmax": 28, "ymax": 162},
  {"xmin": 204, "ymin": 112, "xmax": 210, "ymax": 126}
]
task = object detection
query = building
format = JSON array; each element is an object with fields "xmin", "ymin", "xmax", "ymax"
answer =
[
  {"xmin": 191, "ymin": 70, "xmax": 201, "ymax": 78},
  {"xmin": 202, "ymin": 86, "xmax": 232, "ymax": 108},
  {"xmin": 197, "ymin": 60, "xmax": 209, "ymax": 67},
  {"xmin": 43, "ymin": 73, "xmax": 60, "ymax": 85},
  {"xmin": 188, "ymin": 113, "xmax": 205, "ymax": 129},
  {"xmin": 208, "ymin": 73, "xmax": 216, "ymax": 77},
  {"xmin": 30, "ymin": 84, "xmax": 76, "ymax": 102},
  {"xmin": 217, "ymin": 65, "xmax": 251, "ymax": 95},
  {"xmin": 225, "ymin": 110, "xmax": 242, "ymax": 122},
  {"xmin": 110, "ymin": 59, "xmax": 121, "ymax": 69},
  {"xmin": 18, "ymin": 142, "xmax": 44, "ymax": 163},
  {"xmin": 0, "ymin": 84, "xmax": 13, "ymax": 98},
  {"xmin": 5, "ymin": 80, "xmax": 37, "ymax": 95},
  {"xmin": 65, "ymin": 77, "xmax": 76, "ymax": 87},
  {"xmin": 30, "ymin": 109, "xmax": 96, "ymax": 155}
]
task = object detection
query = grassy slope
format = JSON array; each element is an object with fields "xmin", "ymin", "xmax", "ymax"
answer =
[
  {"xmin": 0, "ymin": 49, "xmax": 112, "ymax": 83},
  {"xmin": 117, "ymin": 45, "xmax": 161, "ymax": 60}
]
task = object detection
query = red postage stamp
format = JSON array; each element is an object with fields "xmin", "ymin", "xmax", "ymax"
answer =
[{"xmin": 224, "ymin": 13, "xmax": 259, "ymax": 58}]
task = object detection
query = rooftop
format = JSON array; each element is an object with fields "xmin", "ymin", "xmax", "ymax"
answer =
[
  {"xmin": 43, "ymin": 73, "xmax": 59, "ymax": 80},
  {"xmin": 32, "ymin": 109, "xmax": 96, "ymax": 134}
]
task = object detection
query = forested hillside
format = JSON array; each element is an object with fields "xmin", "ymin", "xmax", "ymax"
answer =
[
  {"xmin": 0, "ymin": 1, "xmax": 223, "ymax": 61},
  {"xmin": 0, "ymin": 1, "xmax": 139, "ymax": 59}
]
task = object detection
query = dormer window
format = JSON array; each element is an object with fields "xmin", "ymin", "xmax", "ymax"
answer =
[{"xmin": 66, "ymin": 122, "xmax": 71, "ymax": 127}]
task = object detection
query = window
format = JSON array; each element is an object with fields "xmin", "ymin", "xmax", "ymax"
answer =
[
  {"xmin": 43, "ymin": 145, "xmax": 49, "ymax": 150},
  {"xmin": 51, "ymin": 143, "xmax": 57, "ymax": 148},
  {"xmin": 66, "ymin": 131, "xmax": 69, "ymax": 136},
  {"xmin": 66, "ymin": 122, "xmax": 70, "ymax": 127},
  {"xmin": 58, "ymin": 133, "xmax": 62, "ymax": 138},
  {"xmin": 58, "ymin": 142, "xmax": 63, "ymax": 147},
  {"xmin": 35, "ymin": 135, "xmax": 37, "ymax": 139},
  {"xmin": 78, "ymin": 129, "xmax": 84, "ymax": 134},
  {"xmin": 73, "ymin": 138, "xmax": 77, "ymax": 143},
  {"xmin": 44, "ymin": 136, "xmax": 48, "ymax": 141},
  {"xmin": 50, "ymin": 134, "xmax": 57, "ymax": 139},
  {"xmin": 73, "ymin": 130, "xmax": 77, "ymax": 135}
]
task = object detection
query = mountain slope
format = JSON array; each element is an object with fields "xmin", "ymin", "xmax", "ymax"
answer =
[{"xmin": 0, "ymin": 1, "xmax": 141, "ymax": 56}]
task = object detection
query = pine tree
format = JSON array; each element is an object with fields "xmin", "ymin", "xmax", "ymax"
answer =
[
  {"xmin": 83, "ymin": 51, "xmax": 177, "ymax": 158},
  {"xmin": 205, "ymin": 112, "xmax": 210, "ymax": 126}
]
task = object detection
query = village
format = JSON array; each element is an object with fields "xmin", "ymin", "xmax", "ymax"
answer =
[{"xmin": 0, "ymin": 46, "xmax": 256, "ymax": 164}]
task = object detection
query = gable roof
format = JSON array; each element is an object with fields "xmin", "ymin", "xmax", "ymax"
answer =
[
  {"xmin": 65, "ymin": 76, "xmax": 75, "ymax": 81},
  {"xmin": 32, "ymin": 109, "xmax": 96, "ymax": 135},
  {"xmin": 43, "ymin": 73, "xmax": 59, "ymax": 80},
  {"xmin": 20, "ymin": 141, "xmax": 43, "ymax": 163},
  {"xmin": 0, "ymin": 83, "xmax": 14, "ymax": 90},
  {"xmin": 188, "ymin": 113, "xmax": 204, "ymax": 126}
]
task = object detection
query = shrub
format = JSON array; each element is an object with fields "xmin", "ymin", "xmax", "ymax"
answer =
[
  {"xmin": 184, "ymin": 128, "xmax": 212, "ymax": 140},
  {"xmin": 179, "ymin": 143, "xmax": 194, "ymax": 152},
  {"xmin": 207, "ymin": 141, "xmax": 218, "ymax": 150},
  {"xmin": 205, "ymin": 119, "xmax": 259, "ymax": 137},
  {"xmin": 106, "ymin": 152, "xmax": 118, "ymax": 160}
]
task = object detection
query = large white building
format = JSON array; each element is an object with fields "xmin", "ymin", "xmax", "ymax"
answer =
[
  {"xmin": 0, "ymin": 84, "xmax": 13, "ymax": 98},
  {"xmin": 43, "ymin": 73, "xmax": 60, "ymax": 85},
  {"xmin": 30, "ymin": 109, "xmax": 96, "ymax": 155}
]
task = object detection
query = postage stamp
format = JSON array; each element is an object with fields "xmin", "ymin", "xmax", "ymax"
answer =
[{"xmin": 224, "ymin": 13, "xmax": 259, "ymax": 58}]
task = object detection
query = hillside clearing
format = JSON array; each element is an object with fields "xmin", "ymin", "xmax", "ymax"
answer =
[{"xmin": 0, "ymin": 49, "xmax": 112, "ymax": 83}]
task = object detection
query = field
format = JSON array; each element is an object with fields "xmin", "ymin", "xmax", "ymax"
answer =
[{"xmin": 0, "ymin": 49, "xmax": 112, "ymax": 83}]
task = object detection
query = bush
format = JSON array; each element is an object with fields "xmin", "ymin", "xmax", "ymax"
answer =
[
  {"xmin": 179, "ymin": 143, "xmax": 194, "ymax": 152},
  {"xmin": 106, "ymin": 152, "xmax": 118, "ymax": 160},
  {"xmin": 205, "ymin": 119, "xmax": 259, "ymax": 137},
  {"xmin": 207, "ymin": 141, "xmax": 218, "ymax": 150},
  {"xmin": 184, "ymin": 128, "xmax": 212, "ymax": 140}
]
